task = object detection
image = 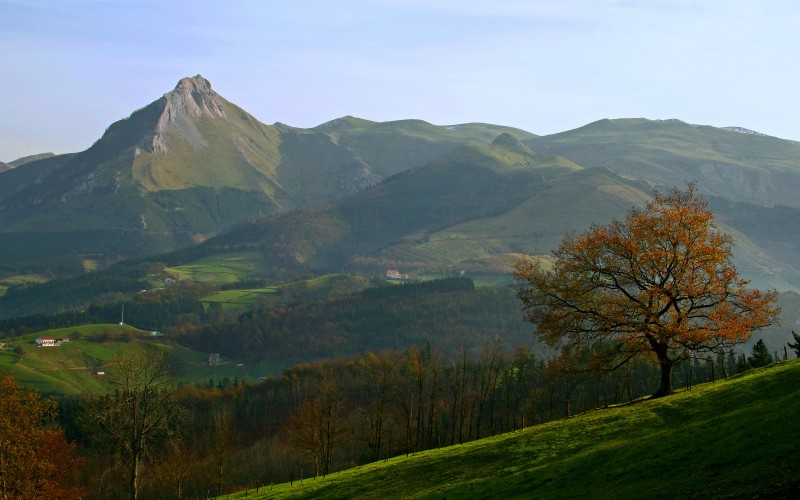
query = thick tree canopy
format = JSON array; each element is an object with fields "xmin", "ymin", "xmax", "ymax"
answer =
[{"xmin": 514, "ymin": 185, "xmax": 779, "ymax": 397}]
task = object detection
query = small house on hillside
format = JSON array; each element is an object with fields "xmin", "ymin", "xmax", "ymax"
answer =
[
  {"xmin": 386, "ymin": 269, "xmax": 411, "ymax": 280},
  {"xmin": 35, "ymin": 336, "xmax": 56, "ymax": 347}
]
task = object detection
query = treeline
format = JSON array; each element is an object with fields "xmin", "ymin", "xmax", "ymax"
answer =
[
  {"xmin": 0, "ymin": 282, "xmax": 212, "ymax": 336},
  {"xmin": 53, "ymin": 341, "xmax": 765, "ymax": 498},
  {"xmin": 177, "ymin": 278, "xmax": 534, "ymax": 362},
  {"xmin": 0, "ymin": 262, "xmax": 152, "ymax": 319}
]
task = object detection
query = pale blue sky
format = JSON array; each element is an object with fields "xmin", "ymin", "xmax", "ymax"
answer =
[{"xmin": 2, "ymin": 0, "xmax": 799, "ymax": 162}]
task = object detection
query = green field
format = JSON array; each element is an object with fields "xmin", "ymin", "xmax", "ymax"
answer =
[
  {"xmin": 200, "ymin": 274, "xmax": 370, "ymax": 310},
  {"xmin": 226, "ymin": 361, "xmax": 800, "ymax": 499},
  {"xmin": 0, "ymin": 324, "xmax": 281, "ymax": 394},
  {"xmin": 201, "ymin": 288, "xmax": 280, "ymax": 310},
  {"xmin": 418, "ymin": 272, "xmax": 514, "ymax": 287},
  {"xmin": 0, "ymin": 324, "xmax": 152, "ymax": 394},
  {"xmin": 164, "ymin": 252, "xmax": 264, "ymax": 284}
]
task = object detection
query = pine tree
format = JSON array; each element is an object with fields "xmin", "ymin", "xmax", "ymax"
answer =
[
  {"xmin": 748, "ymin": 339, "xmax": 773, "ymax": 368},
  {"xmin": 788, "ymin": 331, "xmax": 800, "ymax": 358}
]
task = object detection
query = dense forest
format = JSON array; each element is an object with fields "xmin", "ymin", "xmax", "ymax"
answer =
[{"xmin": 177, "ymin": 278, "xmax": 534, "ymax": 363}]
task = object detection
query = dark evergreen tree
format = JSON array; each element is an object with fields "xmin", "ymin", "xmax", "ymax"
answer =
[
  {"xmin": 788, "ymin": 331, "xmax": 800, "ymax": 358},
  {"xmin": 748, "ymin": 339, "xmax": 773, "ymax": 368}
]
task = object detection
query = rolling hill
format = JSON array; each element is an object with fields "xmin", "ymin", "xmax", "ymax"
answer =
[
  {"xmin": 7, "ymin": 120, "xmax": 800, "ymax": 318},
  {"xmin": 525, "ymin": 118, "xmax": 800, "ymax": 209},
  {"xmin": 179, "ymin": 130, "xmax": 800, "ymax": 292},
  {"xmin": 4, "ymin": 80, "xmax": 800, "ymax": 316},
  {"xmin": 0, "ymin": 324, "xmax": 267, "ymax": 394},
  {"xmin": 227, "ymin": 360, "xmax": 800, "ymax": 499}
]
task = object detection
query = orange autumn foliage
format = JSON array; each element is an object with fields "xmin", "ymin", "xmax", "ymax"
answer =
[
  {"xmin": 0, "ymin": 373, "xmax": 84, "ymax": 499},
  {"xmin": 514, "ymin": 184, "xmax": 779, "ymax": 397}
]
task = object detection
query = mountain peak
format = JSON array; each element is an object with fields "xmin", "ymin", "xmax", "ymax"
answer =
[
  {"xmin": 162, "ymin": 74, "xmax": 224, "ymax": 121},
  {"xmin": 174, "ymin": 74, "xmax": 213, "ymax": 93},
  {"xmin": 152, "ymin": 75, "xmax": 226, "ymax": 153}
]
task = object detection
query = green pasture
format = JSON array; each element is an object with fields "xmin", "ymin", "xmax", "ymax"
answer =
[
  {"xmin": 0, "ymin": 324, "xmax": 151, "ymax": 394},
  {"xmin": 164, "ymin": 252, "xmax": 263, "ymax": 284},
  {"xmin": 200, "ymin": 274, "xmax": 369, "ymax": 310},
  {"xmin": 0, "ymin": 323, "xmax": 280, "ymax": 394},
  {"xmin": 201, "ymin": 288, "xmax": 280, "ymax": 310},
  {"xmin": 227, "ymin": 361, "xmax": 800, "ymax": 499}
]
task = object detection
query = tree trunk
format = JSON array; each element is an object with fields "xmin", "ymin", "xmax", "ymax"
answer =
[
  {"xmin": 652, "ymin": 358, "xmax": 674, "ymax": 398},
  {"xmin": 129, "ymin": 451, "xmax": 140, "ymax": 500}
]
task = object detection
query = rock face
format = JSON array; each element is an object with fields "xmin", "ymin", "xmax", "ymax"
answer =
[{"xmin": 152, "ymin": 75, "xmax": 226, "ymax": 153}]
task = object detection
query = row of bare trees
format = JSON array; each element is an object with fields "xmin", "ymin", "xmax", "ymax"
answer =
[{"xmin": 50, "ymin": 340, "xmax": 759, "ymax": 498}]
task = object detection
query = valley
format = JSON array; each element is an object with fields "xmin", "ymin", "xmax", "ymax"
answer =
[{"xmin": 3, "ymin": 76, "xmax": 800, "ymax": 498}]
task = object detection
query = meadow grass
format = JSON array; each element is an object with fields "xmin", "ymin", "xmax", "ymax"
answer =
[
  {"xmin": 201, "ymin": 288, "xmax": 280, "ymax": 310},
  {"xmin": 226, "ymin": 361, "xmax": 800, "ymax": 499},
  {"xmin": 164, "ymin": 252, "xmax": 263, "ymax": 283},
  {"xmin": 0, "ymin": 324, "xmax": 277, "ymax": 393}
]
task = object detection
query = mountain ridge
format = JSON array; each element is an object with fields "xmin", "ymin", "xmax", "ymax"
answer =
[{"xmin": 0, "ymin": 76, "xmax": 529, "ymax": 273}]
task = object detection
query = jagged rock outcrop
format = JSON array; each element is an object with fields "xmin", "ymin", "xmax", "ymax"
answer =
[{"xmin": 151, "ymin": 75, "xmax": 226, "ymax": 153}]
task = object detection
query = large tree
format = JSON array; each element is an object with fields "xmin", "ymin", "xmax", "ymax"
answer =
[{"xmin": 514, "ymin": 184, "xmax": 779, "ymax": 398}]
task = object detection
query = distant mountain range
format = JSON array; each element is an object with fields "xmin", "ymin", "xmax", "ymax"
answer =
[
  {"xmin": 3, "ymin": 75, "xmax": 800, "ymax": 295},
  {"xmin": 0, "ymin": 75, "xmax": 531, "ymax": 273}
]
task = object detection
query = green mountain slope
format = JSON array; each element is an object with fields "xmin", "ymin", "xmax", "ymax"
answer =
[
  {"xmin": 231, "ymin": 361, "xmax": 800, "ymax": 499},
  {"xmin": 0, "ymin": 77, "xmax": 530, "ymax": 274},
  {"xmin": 6, "ymin": 121, "xmax": 800, "ymax": 319},
  {"xmin": 315, "ymin": 118, "xmax": 537, "ymax": 180},
  {"xmin": 526, "ymin": 118, "xmax": 800, "ymax": 209},
  {"xmin": 194, "ymin": 137, "xmax": 583, "ymax": 277}
]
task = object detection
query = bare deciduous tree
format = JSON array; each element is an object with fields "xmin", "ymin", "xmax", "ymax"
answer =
[{"xmin": 82, "ymin": 346, "xmax": 180, "ymax": 500}]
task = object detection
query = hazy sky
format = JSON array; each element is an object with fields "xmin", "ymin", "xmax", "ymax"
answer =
[{"xmin": 2, "ymin": 0, "xmax": 799, "ymax": 162}]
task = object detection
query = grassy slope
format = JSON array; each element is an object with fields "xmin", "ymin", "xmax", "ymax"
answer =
[
  {"xmin": 231, "ymin": 361, "xmax": 800, "ymax": 499},
  {"xmin": 0, "ymin": 325, "xmax": 150, "ymax": 394},
  {"xmin": 0, "ymin": 324, "xmax": 269, "ymax": 394},
  {"xmin": 525, "ymin": 118, "xmax": 800, "ymax": 209},
  {"xmin": 383, "ymin": 168, "xmax": 649, "ymax": 270},
  {"xmin": 199, "ymin": 274, "xmax": 368, "ymax": 310},
  {"xmin": 164, "ymin": 251, "xmax": 265, "ymax": 284}
]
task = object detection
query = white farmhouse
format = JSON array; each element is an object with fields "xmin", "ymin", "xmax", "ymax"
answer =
[{"xmin": 35, "ymin": 336, "xmax": 56, "ymax": 347}]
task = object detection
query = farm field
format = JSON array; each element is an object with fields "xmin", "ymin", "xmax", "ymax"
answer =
[
  {"xmin": 163, "ymin": 252, "xmax": 264, "ymax": 284},
  {"xmin": 200, "ymin": 273, "xmax": 370, "ymax": 310}
]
